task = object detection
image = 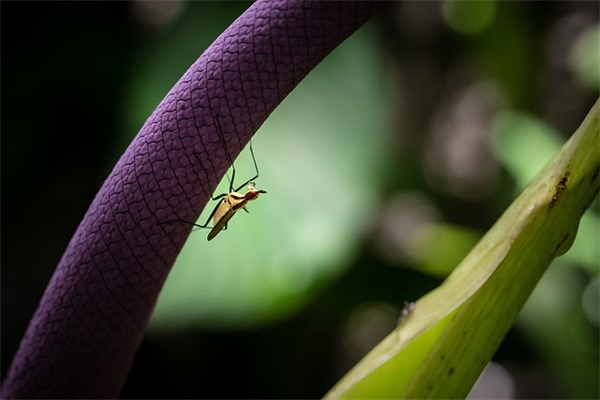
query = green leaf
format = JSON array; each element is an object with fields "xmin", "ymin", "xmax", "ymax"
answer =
[
  {"xmin": 570, "ymin": 24, "xmax": 600, "ymax": 89},
  {"xmin": 325, "ymin": 99, "xmax": 600, "ymax": 399},
  {"xmin": 491, "ymin": 111, "xmax": 564, "ymax": 190}
]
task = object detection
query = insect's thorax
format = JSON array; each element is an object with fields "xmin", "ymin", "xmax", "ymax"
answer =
[
  {"xmin": 212, "ymin": 192, "xmax": 245, "ymax": 224},
  {"xmin": 228, "ymin": 192, "xmax": 248, "ymax": 208}
]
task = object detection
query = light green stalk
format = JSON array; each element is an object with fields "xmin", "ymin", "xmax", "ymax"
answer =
[{"xmin": 325, "ymin": 99, "xmax": 599, "ymax": 399}]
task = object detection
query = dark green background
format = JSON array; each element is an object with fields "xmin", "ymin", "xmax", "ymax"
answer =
[{"xmin": 2, "ymin": 2, "xmax": 598, "ymax": 398}]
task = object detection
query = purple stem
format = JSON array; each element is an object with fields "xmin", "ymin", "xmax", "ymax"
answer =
[{"xmin": 1, "ymin": 1, "xmax": 382, "ymax": 398}]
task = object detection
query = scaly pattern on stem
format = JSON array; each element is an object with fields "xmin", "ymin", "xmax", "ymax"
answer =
[{"xmin": 1, "ymin": 1, "xmax": 382, "ymax": 398}]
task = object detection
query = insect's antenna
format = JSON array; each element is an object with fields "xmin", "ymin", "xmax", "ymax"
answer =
[{"xmin": 213, "ymin": 113, "xmax": 236, "ymax": 193}]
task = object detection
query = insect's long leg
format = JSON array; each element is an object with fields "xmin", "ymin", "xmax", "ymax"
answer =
[
  {"xmin": 212, "ymin": 113, "xmax": 261, "ymax": 193},
  {"xmin": 234, "ymin": 140, "xmax": 260, "ymax": 192},
  {"xmin": 210, "ymin": 191, "xmax": 228, "ymax": 202},
  {"xmin": 160, "ymin": 113, "xmax": 244, "ymax": 232},
  {"xmin": 159, "ymin": 191, "xmax": 227, "ymax": 227},
  {"xmin": 213, "ymin": 113, "xmax": 236, "ymax": 193},
  {"xmin": 198, "ymin": 198, "xmax": 225, "ymax": 228},
  {"xmin": 161, "ymin": 197, "xmax": 224, "ymax": 230}
]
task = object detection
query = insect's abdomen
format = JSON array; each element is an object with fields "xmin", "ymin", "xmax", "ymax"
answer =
[{"xmin": 213, "ymin": 201, "xmax": 230, "ymax": 225}]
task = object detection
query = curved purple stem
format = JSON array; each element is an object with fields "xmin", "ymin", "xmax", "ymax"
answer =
[{"xmin": 1, "ymin": 1, "xmax": 382, "ymax": 398}]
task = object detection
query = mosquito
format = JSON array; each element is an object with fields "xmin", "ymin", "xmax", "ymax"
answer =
[{"xmin": 166, "ymin": 115, "xmax": 267, "ymax": 241}]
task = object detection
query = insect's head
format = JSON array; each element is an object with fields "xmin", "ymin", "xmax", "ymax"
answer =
[{"xmin": 245, "ymin": 186, "xmax": 267, "ymax": 200}]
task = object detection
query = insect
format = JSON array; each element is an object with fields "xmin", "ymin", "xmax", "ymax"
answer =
[
  {"xmin": 397, "ymin": 301, "xmax": 416, "ymax": 325},
  {"xmin": 166, "ymin": 114, "xmax": 267, "ymax": 240}
]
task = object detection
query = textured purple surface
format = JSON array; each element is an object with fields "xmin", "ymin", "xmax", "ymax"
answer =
[{"xmin": 1, "ymin": 1, "xmax": 381, "ymax": 398}]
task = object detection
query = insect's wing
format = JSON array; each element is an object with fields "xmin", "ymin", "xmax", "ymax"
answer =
[
  {"xmin": 212, "ymin": 200, "xmax": 231, "ymax": 227},
  {"xmin": 207, "ymin": 207, "xmax": 237, "ymax": 241}
]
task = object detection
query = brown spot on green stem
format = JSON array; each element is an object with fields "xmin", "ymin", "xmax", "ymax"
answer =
[{"xmin": 549, "ymin": 171, "xmax": 570, "ymax": 209}]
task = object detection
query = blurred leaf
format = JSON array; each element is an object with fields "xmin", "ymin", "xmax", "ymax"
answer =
[
  {"xmin": 581, "ymin": 276, "xmax": 599, "ymax": 326},
  {"xmin": 325, "ymin": 99, "xmax": 599, "ymax": 398},
  {"xmin": 561, "ymin": 207, "xmax": 599, "ymax": 275},
  {"xmin": 518, "ymin": 263, "xmax": 600, "ymax": 399},
  {"xmin": 570, "ymin": 24, "xmax": 600, "ymax": 89},
  {"xmin": 410, "ymin": 223, "xmax": 481, "ymax": 278},
  {"xmin": 491, "ymin": 111, "xmax": 563, "ymax": 189},
  {"xmin": 442, "ymin": 0, "xmax": 497, "ymax": 35}
]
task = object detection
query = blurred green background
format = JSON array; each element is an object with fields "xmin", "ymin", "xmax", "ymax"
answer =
[{"xmin": 2, "ymin": 1, "xmax": 598, "ymax": 398}]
